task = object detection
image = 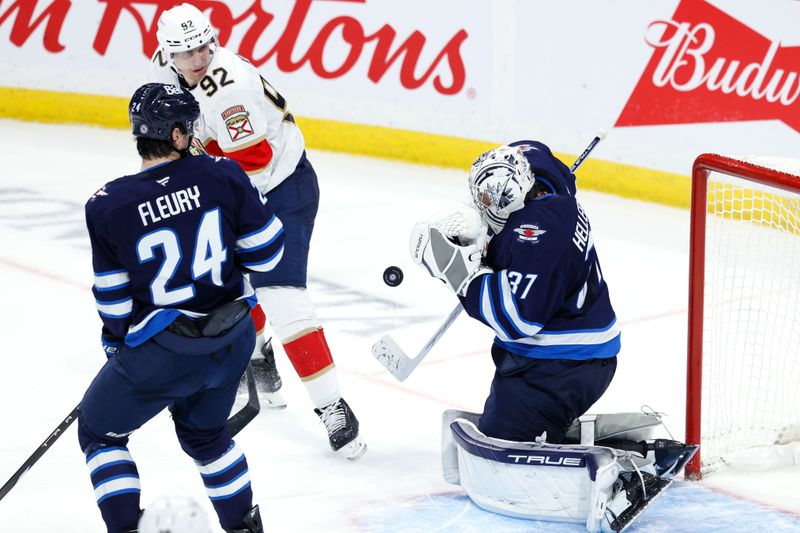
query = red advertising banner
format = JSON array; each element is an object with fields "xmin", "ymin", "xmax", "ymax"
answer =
[{"xmin": 616, "ymin": 0, "xmax": 799, "ymax": 132}]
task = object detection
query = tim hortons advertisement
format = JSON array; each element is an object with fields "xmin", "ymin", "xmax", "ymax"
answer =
[{"xmin": 0, "ymin": 0, "xmax": 489, "ymax": 122}]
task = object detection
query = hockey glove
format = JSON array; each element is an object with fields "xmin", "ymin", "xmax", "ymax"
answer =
[
  {"xmin": 431, "ymin": 202, "xmax": 489, "ymax": 250},
  {"xmin": 410, "ymin": 222, "xmax": 492, "ymax": 297},
  {"xmin": 101, "ymin": 326, "xmax": 123, "ymax": 358},
  {"xmin": 187, "ymin": 137, "xmax": 207, "ymax": 156}
]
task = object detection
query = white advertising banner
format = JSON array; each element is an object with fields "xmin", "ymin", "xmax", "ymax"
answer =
[{"xmin": 0, "ymin": 0, "xmax": 797, "ymax": 175}]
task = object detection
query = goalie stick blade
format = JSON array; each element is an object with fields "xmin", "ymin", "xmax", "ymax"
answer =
[
  {"xmin": 371, "ymin": 335, "xmax": 414, "ymax": 382},
  {"xmin": 227, "ymin": 364, "xmax": 261, "ymax": 437}
]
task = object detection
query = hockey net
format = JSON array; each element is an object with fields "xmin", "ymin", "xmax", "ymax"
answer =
[{"xmin": 686, "ymin": 154, "xmax": 800, "ymax": 479}]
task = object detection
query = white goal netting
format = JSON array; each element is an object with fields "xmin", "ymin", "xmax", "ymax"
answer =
[{"xmin": 699, "ymin": 156, "xmax": 800, "ymax": 473}]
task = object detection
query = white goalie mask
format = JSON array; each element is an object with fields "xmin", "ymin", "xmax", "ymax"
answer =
[
  {"xmin": 157, "ymin": 4, "xmax": 217, "ymax": 62},
  {"xmin": 138, "ymin": 496, "xmax": 211, "ymax": 533},
  {"xmin": 468, "ymin": 145, "xmax": 534, "ymax": 232}
]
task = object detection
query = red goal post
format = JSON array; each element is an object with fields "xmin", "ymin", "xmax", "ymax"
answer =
[{"xmin": 685, "ymin": 154, "xmax": 800, "ymax": 480}]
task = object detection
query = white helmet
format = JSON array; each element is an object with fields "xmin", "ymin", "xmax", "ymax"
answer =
[
  {"xmin": 468, "ymin": 145, "xmax": 533, "ymax": 231},
  {"xmin": 156, "ymin": 3, "xmax": 216, "ymax": 55},
  {"xmin": 138, "ymin": 496, "xmax": 211, "ymax": 533}
]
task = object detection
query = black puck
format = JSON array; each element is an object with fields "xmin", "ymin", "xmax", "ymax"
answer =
[{"xmin": 383, "ymin": 266, "xmax": 404, "ymax": 287}]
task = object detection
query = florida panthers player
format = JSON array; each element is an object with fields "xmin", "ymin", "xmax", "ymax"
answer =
[
  {"xmin": 149, "ymin": 3, "xmax": 365, "ymax": 459},
  {"xmin": 79, "ymin": 83, "xmax": 277, "ymax": 533}
]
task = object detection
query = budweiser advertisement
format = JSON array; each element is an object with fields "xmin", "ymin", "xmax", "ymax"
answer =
[
  {"xmin": 616, "ymin": 0, "xmax": 799, "ymax": 133},
  {"xmin": 1, "ymin": 0, "xmax": 797, "ymax": 174}
]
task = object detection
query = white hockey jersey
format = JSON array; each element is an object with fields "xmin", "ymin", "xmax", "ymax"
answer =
[{"xmin": 150, "ymin": 47, "xmax": 305, "ymax": 194}]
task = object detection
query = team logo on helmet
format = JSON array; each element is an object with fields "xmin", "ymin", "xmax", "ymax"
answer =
[{"xmin": 513, "ymin": 223, "xmax": 547, "ymax": 243}]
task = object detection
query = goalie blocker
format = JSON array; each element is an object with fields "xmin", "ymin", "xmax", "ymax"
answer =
[{"xmin": 442, "ymin": 410, "xmax": 697, "ymax": 533}]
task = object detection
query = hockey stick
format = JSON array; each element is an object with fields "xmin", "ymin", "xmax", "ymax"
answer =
[
  {"xmin": 371, "ymin": 130, "xmax": 607, "ymax": 381},
  {"xmin": 0, "ymin": 362, "xmax": 260, "ymax": 503},
  {"xmin": 570, "ymin": 129, "xmax": 606, "ymax": 173},
  {"xmin": 372, "ymin": 303, "xmax": 463, "ymax": 382},
  {"xmin": 227, "ymin": 362, "xmax": 260, "ymax": 437},
  {"xmin": 0, "ymin": 405, "xmax": 79, "ymax": 502}
]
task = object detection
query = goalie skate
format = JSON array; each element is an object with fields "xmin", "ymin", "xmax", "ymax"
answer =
[{"xmin": 602, "ymin": 471, "xmax": 671, "ymax": 532}]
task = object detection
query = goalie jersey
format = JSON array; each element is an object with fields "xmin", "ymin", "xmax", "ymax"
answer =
[
  {"xmin": 460, "ymin": 140, "xmax": 620, "ymax": 360},
  {"xmin": 150, "ymin": 46, "xmax": 305, "ymax": 195},
  {"xmin": 86, "ymin": 155, "xmax": 285, "ymax": 347}
]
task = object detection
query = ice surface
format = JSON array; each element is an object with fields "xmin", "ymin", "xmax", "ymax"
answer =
[{"xmin": 0, "ymin": 120, "xmax": 797, "ymax": 531}]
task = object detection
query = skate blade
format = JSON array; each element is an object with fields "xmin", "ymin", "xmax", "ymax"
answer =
[
  {"xmin": 338, "ymin": 436, "xmax": 367, "ymax": 461},
  {"xmin": 260, "ymin": 390, "xmax": 287, "ymax": 410},
  {"xmin": 603, "ymin": 478, "xmax": 672, "ymax": 533}
]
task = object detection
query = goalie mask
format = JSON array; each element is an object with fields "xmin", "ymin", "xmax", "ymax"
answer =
[
  {"xmin": 468, "ymin": 145, "xmax": 533, "ymax": 232},
  {"xmin": 156, "ymin": 3, "xmax": 217, "ymax": 73}
]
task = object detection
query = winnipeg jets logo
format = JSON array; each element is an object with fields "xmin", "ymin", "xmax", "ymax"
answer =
[
  {"xmin": 156, "ymin": 176, "xmax": 171, "ymax": 187},
  {"xmin": 515, "ymin": 144, "xmax": 540, "ymax": 153},
  {"xmin": 514, "ymin": 224, "xmax": 546, "ymax": 243},
  {"xmin": 89, "ymin": 186, "xmax": 108, "ymax": 201}
]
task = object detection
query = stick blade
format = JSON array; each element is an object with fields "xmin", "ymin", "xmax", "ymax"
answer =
[
  {"xmin": 227, "ymin": 364, "xmax": 260, "ymax": 437},
  {"xmin": 371, "ymin": 335, "xmax": 413, "ymax": 381}
]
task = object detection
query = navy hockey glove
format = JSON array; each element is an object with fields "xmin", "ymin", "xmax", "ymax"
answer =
[
  {"xmin": 410, "ymin": 222, "xmax": 492, "ymax": 297},
  {"xmin": 101, "ymin": 327, "xmax": 123, "ymax": 358}
]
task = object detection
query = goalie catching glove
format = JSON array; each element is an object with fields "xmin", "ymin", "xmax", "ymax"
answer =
[{"xmin": 410, "ymin": 222, "xmax": 492, "ymax": 297}]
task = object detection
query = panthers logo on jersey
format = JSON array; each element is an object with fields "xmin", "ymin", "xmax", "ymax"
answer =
[{"xmin": 222, "ymin": 104, "xmax": 254, "ymax": 142}]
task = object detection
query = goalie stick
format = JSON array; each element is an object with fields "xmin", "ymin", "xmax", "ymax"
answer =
[
  {"xmin": 0, "ymin": 362, "xmax": 260, "ymax": 503},
  {"xmin": 371, "ymin": 130, "xmax": 607, "ymax": 381}
]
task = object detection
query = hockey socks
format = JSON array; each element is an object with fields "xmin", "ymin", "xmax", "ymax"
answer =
[
  {"xmin": 283, "ymin": 328, "xmax": 341, "ymax": 408},
  {"xmin": 85, "ymin": 446, "xmax": 141, "ymax": 533},
  {"xmin": 250, "ymin": 304, "xmax": 267, "ymax": 344},
  {"xmin": 196, "ymin": 441, "xmax": 254, "ymax": 531}
]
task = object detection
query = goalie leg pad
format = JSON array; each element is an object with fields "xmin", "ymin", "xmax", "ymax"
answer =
[
  {"xmin": 447, "ymin": 418, "xmax": 621, "ymax": 527},
  {"xmin": 441, "ymin": 409, "xmax": 481, "ymax": 485},
  {"xmin": 446, "ymin": 418, "xmax": 676, "ymax": 533}
]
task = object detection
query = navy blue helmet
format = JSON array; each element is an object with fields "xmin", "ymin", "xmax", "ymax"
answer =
[{"xmin": 128, "ymin": 83, "xmax": 200, "ymax": 141}]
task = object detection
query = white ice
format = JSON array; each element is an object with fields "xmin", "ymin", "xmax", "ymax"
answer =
[{"xmin": 0, "ymin": 120, "xmax": 797, "ymax": 532}]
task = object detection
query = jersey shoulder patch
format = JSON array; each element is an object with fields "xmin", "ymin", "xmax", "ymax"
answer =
[
  {"xmin": 221, "ymin": 104, "xmax": 255, "ymax": 142},
  {"xmin": 512, "ymin": 223, "xmax": 547, "ymax": 244}
]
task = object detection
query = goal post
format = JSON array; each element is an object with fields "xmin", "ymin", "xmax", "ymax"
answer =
[{"xmin": 686, "ymin": 154, "xmax": 800, "ymax": 480}]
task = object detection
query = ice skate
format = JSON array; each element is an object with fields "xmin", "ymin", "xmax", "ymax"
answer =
[
  {"xmin": 651, "ymin": 439, "xmax": 698, "ymax": 478},
  {"xmin": 249, "ymin": 338, "xmax": 287, "ymax": 409},
  {"xmin": 315, "ymin": 398, "xmax": 367, "ymax": 460},
  {"xmin": 602, "ymin": 470, "xmax": 671, "ymax": 532},
  {"xmin": 224, "ymin": 504, "xmax": 264, "ymax": 533}
]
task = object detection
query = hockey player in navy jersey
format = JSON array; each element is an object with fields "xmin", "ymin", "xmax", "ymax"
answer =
[
  {"xmin": 414, "ymin": 142, "xmax": 698, "ymax": 531},
  {"xmin": 412, "ymin": 141, "xmax": 619, "ymax": 443},
  {"xmin": 150, "ymin": 3, "xmax": 365, "ymax": 460},
  {"xmin": 78, "ymin": 83, "xmax": 282, "ymax": 533}
]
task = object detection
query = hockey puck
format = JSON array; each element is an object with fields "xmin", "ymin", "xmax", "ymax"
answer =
[{"xmin": 383, "ymin": 266, "xmax": 404, "ymax": 287}]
